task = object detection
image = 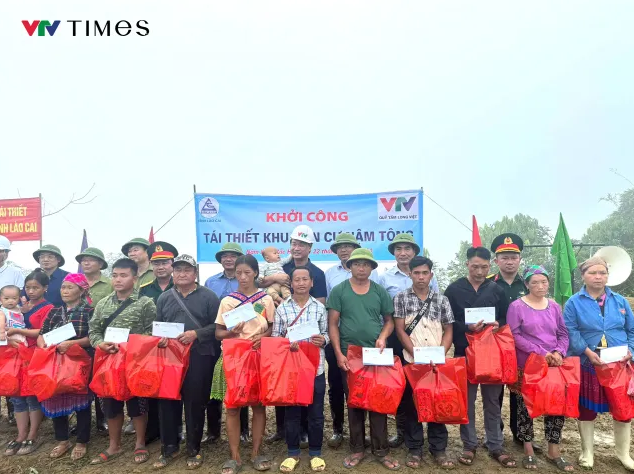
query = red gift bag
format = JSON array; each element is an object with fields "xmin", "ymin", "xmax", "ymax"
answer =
[
  {"xmin": 0, "ymin": 347, "xmax": 22, "ymax": 396},
  {"xmin": 521, "ymin": 354, "xmax": 580, "ymax": 418},
  {"xmin": 595, "ymin": 361, "xmax": 634, "ymax": 422},
  {"xmin": 260, "ymin": 337, "xmax": 321, "ymax": 406},
  {"xmin": 346, "ymin": 345, "xmax": 406, "ymax": 415},
  {"xmin": 18, "ymin": 346, "xmax": 36, "ymax": 397},
  {"xmin": 28, "ymin": 345, "xmax": 91, "ymax": 402},
  {"xmin": 126, "ymin": 335, "xmax": 191, "ymax": 400},
  {"xmin": 223, "ymin": 339, "xmax": 261, "ymax": 408},
  {"xmin": 404, "ymin": 357, "xmax": 468, "ymax": 424},
  {"xmin": 466, "ymin": 325, "xmax": 517, "ymax": 385},
  {"xmin": 90, "ymin": 343, "xmax": 131, "ymax": 401}
]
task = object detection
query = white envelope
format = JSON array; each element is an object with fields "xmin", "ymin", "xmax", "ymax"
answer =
[
  {"xmin": 362, "ymin": 347, "xmax": 394, "ymax": 366},
  {"xmin": 600, "ymin": 345, "xmax": 629, "ymax": 364},
  {"xmin": 152, "ymin": 321, "xmax": 184, "ymax": 339},
  {"xmin": 104, "ymin": 327, "xmax": 130, "ymax": 344},
  {"xmin": 223, "ymin": 303, "xmax": 258, "ymax": 330},
  {"xmin": 43, "ymin": 323, "xmax": 77, "ymax": 346},
  {"xmin": 465, "ymin": 307, "xmax": 496, "ymax": 324},
  {"xmin": 287, "ymin": 321, "xmax": 319, "ymax": 343},
  {"xmin": 0, "ymin": 339, "xmax": 7, "ymax": 346},
  {"xmin": 414, "ymin": 346, "xmax": 446, "ymax": 364}
]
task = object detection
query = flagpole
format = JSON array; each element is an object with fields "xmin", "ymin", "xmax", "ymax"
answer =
[
  {"xmin": 39, "ymin": 193, "xmax": 43, "ymax": 247},
  {"xmin": 193, "ymin": 184, "xmax": 199, "ymax": 284}
]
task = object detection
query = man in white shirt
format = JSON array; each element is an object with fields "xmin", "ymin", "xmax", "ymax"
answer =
[{"xmin": 0, "ymin": 236, "xmax": 25, "ymax": 290}]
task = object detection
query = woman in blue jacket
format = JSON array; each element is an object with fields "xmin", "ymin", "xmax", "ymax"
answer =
[{"xmin": 564, "ymin": 256, "xmax": 634, "ymax": 471}]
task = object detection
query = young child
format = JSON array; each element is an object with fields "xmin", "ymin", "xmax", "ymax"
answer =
[
  {"xmin": 258, "ymin": 247, "xmax": 293, "ymax": 304},
  {"xmin": 0, "ymin": 285, "xmax": 27, "ymax": 345}
]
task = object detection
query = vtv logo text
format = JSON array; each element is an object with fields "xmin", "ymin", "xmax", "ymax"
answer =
[
  {"xmin": 22, "ymin": 21, "xmax": 61, "ymax": 36},
  {"xmin": 380, "ymin": 196, "xmax": 417, "ymax": 212}
]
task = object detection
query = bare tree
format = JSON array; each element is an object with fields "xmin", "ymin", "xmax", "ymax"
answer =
[{"xmin": 42, "ymin": 183, "xmax": 97, "ymax": 218}]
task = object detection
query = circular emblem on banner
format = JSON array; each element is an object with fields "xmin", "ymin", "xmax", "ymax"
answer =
[{"xmin": 199, "ymin": 197, "xmax": 220, "ymax": 218}]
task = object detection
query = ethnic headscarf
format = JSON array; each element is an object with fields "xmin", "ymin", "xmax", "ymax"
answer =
[
  {"xmin": 522, "ymin": 265, "xmax": 549, "ymax": 283},
  {"xmin": 63, "ymin": 273, "xmax": 93, "ymax": 305}
]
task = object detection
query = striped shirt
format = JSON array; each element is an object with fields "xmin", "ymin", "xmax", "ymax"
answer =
[{"xmin": 272, "ymin": 296, "xmax": 329, "ymax": 376}]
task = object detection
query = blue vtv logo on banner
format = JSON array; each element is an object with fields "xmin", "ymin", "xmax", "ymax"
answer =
[{"xmin": 22, "ymin": 20, "xmax": 61, "ymax": 36}]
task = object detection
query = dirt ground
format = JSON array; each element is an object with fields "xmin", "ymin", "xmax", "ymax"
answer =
[{"xmin": 0, "ymin": 387, "xmax": 630, "ymax": 474}]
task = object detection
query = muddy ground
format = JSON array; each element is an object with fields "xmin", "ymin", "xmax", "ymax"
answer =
[{"xmin": 0, "ymin": 386, "xmax": 629, "ymax": 474}]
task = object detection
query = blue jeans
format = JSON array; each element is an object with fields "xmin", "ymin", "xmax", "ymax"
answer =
[
  {"xmin": 10, "ymin": 396, "xmax": 40, "ymax": 413},
  {"xmin": 285, "ymin": 373, "xmax": 326, "ymax": 457}
]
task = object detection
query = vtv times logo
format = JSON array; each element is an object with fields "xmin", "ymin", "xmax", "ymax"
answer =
[{"xmin": 22, "ymin": 20, "xmax": 150, "ymax": 37}]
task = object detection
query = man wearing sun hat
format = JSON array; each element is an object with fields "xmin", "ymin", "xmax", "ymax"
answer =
[
  {"xmin": 76, "ymin": 247, "xmax": 112, "ymax": 307},
  {"xmin": 204, "ymin": 243, "xmax": 243, "ymax": 300},
  {"xmin": 33, "ymin": 244, "xmax": 69, "ymax": 307},
  {"xmin": 122, "ymin": 238, "xmax": 154, "ymax": 288},
  {"xmin": 328, "ymin": 248, "xmax": 400, "ymax": 470}
]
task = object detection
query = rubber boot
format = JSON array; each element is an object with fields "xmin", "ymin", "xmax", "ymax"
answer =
[
  {"xmin": 613, "ymin": 420, "xmax": 634, "ymax": 471},
  {"xmin": 577, "ymin": 420, "xmax": 595, "ymax": 469}
]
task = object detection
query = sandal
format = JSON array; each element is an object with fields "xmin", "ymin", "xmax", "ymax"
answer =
[
  {"xmin": 459, "ymin": 449, "xmax": 476, "ymax": 466},
  {"xmin": 71, "ymin": 444, "xmax": 87, "ymax": 461},
  {"xmin": 187, "ymin": 453, "xmax": 204, "ymax": 470},
  {"xmin": 90, "ymin": 450, "xmax": 124, "ymax": 464},
  {"xmin": 222, "ymin": 460, "xmax": 243, "ymax": 474},
  {"xmin": 378, "ymin": 455, "xmax": 401, "ymax": 471},
  {"xmin": 490, "ymin": 450, "xmax": 517, "ymax": 468},
  {"xmin": 135, "ymin": 448, "xmax": 150, "ymax": 464},
  {"xmin": 344, "ymin": 453, "xmax": 365, "ymax": 469},
  {"xmin": 280, "ymin": 457, "xmax": 300, "ymax": 472},
  {"xmin": 406, "ymin": 453, "xmax": 422, "ymax": 468},
  {"xmin": 154, "ymin": 451, "xmax": 180, "ymax": 469},
  {"xmin": 433, "ymin": 453, "xmax": 456, "ymax": 470},
  {"xmin": 17, "ymin": 439, "xmax": 40, "ymax": 456},
  {"xmin": 50, "ymin": 441, "xmax": 72, "ymax": 459},
  {"xmin": 311, "ymin": 457, "xmax": 326, "ymax": 472},
  {"xmin": 547, "ymin": 456, "xmax": 574, "ymax": 472},
  {"xmin": 5, "ymin": 440, "xmax": 23, "ymax": 456},
  {"xmin": 253, "ymin": 455, "xmax": 272, "ymax": 471},
  {"xmin": 522, "ymin": 456, "xmax": 538, "ymax": 470}
]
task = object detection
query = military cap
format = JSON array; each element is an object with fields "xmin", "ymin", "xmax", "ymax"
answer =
[{"xmin": 490, "ymin": 233, "xmax": 524, "ymax": 254}]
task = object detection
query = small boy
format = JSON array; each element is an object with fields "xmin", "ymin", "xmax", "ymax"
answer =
[
  {"xmin": 0, "ymin": 285, "xmax": 26, "ymax": 345},
  {"xmin": 258, "ymin": 247, "xmax": 292, "ymax": 304}
]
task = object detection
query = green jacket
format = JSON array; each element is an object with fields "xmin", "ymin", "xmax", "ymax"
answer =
[
  {"xmin": 139, "ymin": 277, "xmax": 174, "ymax": 303},
  {"xmin": 89, "ymin": 289, "xmax": 156, "ymax": 347},
  {"xmin": 88, "ymin": 274, "xmax": 113, "ymax": 308}
]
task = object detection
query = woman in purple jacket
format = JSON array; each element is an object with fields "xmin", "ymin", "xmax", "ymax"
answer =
[{"xmin": 507, "ymin": 266, "xmax": 573, "ymax": 472}]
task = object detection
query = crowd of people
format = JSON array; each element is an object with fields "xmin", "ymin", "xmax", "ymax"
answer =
[{"xmin": 0, "ymin": 226, "xmax": 633, "ymax": 472}]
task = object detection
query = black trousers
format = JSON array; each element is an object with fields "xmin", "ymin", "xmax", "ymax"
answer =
[
  {"xmin": 53, "ymin": 406, "xmax": 92, "ymax": 444},
  {"xmin": 160, "ymin": 350, "xmax": 213, "ymax": 456},
  {"xmin": 341, "ymin": 369, "xmax": 388, "ymax": 457},
  {"xmin": 325, "ymin": 344, "xmax": 345, "ymax": 434},
  {"xmin": 94, "ymin": 396, "xmax": 105, "ymax": 425},
  {"xmin": 401, "ymin": 378, "xmax": 448, "ymax": 454},
  {"xmin": 275, "ymin": 406, "xmax": 308, "ymax": 436},
  {"xmin": 498, "ymin": 389, "xmax": 518, "ymax": 438},
  {"xmin": 205, "ymin": 353, "xmax": 248, "ymax": 436}
]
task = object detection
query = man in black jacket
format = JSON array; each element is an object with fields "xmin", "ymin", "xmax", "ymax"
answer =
[
  {"xmin": 152, "ymin": 255, "xmax": 220, "ymax": 470},
  {"xmin": 444, "ymin": 247, "xmax": 516, "ymax": 469}
]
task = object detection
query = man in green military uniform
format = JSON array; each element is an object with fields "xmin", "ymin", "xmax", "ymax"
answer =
[
  {"xmin": 88, "ymin": 258, "xmax": 157, "ymax": 465},
  {"xmin": 139, "ymin": 241, "xmax": 178, "ymax": 303},
  {"xmin": 76, "ymin": 247, "xmax": 112, "ymax": 308},
  {"xmin": 122, "ymin": 238, "xmax": 154, "ymax": 288},
  {"xmin": 487, "ymin": 233, "xmax": 540, "ymax": 452}
]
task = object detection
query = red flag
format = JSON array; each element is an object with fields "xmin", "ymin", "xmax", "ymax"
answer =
[
  {"xmin": 148, "ymin": 227, "xmax": 155, "ymax": 244},
  {"xmin": 472, "ymin": 216, "xmax": 482, "ymax": 248}
]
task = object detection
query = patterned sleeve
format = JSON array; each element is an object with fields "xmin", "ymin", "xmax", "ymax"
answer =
[
  {"xmin": 318, "ymin": 303, "xmax": 330, "ymax": 345},
  {"xmin": 393, "ymin": 292, "xmax": 406, "ymax": 319},
  {"xmin": 272, "ymin": 303, "xmax": 286, "ymax": 338},
  {"xmin": 39, "ymin": 308, "xmax": 55, "ymax": 335},
  {"xmin": 142, "ymin": 298, "xmax": 157, "ymax": 335},
  {"xmin": 262, "ymin": 296, "xmax": 276, "ymax": 323},
  {"xmin": 440, "ymin": 295, "xmax": 455, "ymax": 325},
  {"xmin": 89, "ymin": 300, "xmax": 106, "ymax": 347}
]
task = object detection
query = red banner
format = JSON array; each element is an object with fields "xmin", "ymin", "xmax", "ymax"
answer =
[{"xmin": 0, "ymin": 197, "xmax": 42, "ymax": 241}]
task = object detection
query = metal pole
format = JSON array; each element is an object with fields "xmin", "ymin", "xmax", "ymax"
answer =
[
  {"xmin": 193, "ymin": 184, "xmax": 199, "ymax": 284},
  {"xmin": 39, "ymin": 193, "xmax": 42, "ymax": 247}
]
